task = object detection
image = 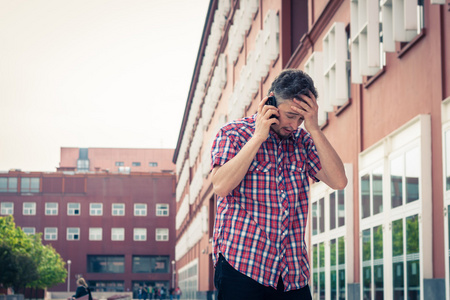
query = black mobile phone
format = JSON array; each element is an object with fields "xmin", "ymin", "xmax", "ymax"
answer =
[{"xmin": 265, "ymin": 96, "xmax": 277, "ymax": 119}]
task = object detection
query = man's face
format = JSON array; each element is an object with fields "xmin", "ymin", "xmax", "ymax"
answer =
[{"xmin": 270, "ymin": 99, "xmax": 305, "ymax": 138}]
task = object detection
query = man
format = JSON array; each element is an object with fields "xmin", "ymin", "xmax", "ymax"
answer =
[{"xmin": 211, "ymin": 69, "xmax": 347, "ymax": 300}]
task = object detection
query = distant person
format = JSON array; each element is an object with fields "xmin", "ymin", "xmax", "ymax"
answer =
[
  {"xmin": 72, "ymin": 278, "xmax": 92, "ymax": 300},
  {"xmin": 138, "ymin": 286, "xmax": 143, "ymax": 300},
  {"xmin": 143, "ymin": 284, "xmax": 148, "ymax": 300},
  {"xmin": 147, "ymin": 286, "xmax": 153, "ymax": 300},
  {"xmin": 174, "ymin": 287, "xmax": 181, "ymax": 300}
]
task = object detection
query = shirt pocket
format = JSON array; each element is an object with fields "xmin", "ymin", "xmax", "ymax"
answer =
[
  {"xmin": 248, "ymin": 160, "xmax": 272, "ymax": 173},
  {"xmin": 286, "ymin": 161, "xmax": 308, "ymax": 198},
  {"xmin": 239, "ymin": 160, "xmax": 273, "ymax": 200}
]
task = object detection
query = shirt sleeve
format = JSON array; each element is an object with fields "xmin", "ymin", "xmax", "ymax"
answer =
[
  {"xmin": 210, "ymin": 127, "xmax": 237, "ymax": 170},
  {"xmin": 304, "ymin": 134, "xmax": 322, "ymax": 182}
]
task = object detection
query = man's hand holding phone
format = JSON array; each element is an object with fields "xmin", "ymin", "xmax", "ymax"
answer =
[{"xmin": 254, "ymin": 94, "xmax": 279, "ymax": 142}]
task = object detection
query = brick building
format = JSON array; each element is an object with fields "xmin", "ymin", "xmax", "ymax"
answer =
[
  {"xmin": 173, "ymin": 1, "xmax": 450, "ymax": 300},
  {"xmin": 0, "ymin": 148, "xmax": 176, "ymax": 296}
]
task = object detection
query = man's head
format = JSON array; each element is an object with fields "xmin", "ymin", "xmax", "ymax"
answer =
[
  {"xmin": 267, "ymin": 69, "xmax": 318, "ymax": 105},
  {"xmin": 266, "ymin": 69, "xmax": 318, "ymax": 138}
]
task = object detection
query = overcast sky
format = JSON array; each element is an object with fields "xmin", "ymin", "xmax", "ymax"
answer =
[{"xmin": 0, "ymin": 0, "xmax": 210, "ymax": 172}]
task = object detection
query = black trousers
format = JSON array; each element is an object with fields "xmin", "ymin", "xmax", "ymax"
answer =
[{"xmin": 214, "ymin": 255, "xmax": 312, "ymax": 300}]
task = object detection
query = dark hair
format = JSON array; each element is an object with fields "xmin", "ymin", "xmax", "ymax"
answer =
[{"xmin": 268, "ymin": 69, "xmax": 318, "ymax": 104}]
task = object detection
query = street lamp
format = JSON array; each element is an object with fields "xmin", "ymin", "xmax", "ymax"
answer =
[
  {"xmin": 171, "ymin": 260, "xmax": 175, "ymax": 289},
  {"xmin": 67, "ymin": 260, "xmax": 72, "ymax": 292}
]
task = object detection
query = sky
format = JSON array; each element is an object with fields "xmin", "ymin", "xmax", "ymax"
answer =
[{"xmin": 0, "ymin": 0, "xmax": 210, "ymax": 172}]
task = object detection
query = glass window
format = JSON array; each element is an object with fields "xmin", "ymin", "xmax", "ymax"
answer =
[
  {"xmin": 155, "ymin": 228, "xmax": 169, "ymax": 241},
  {"xmin": 112, "ymin": 228, "xmax": 125, "ymax": 241},
  {"xmin": 132, "ymin": 256, "xmax": 170, "ymax": 273},
  {"xmin": 361, "ymin": 174, "xmax": 371, "ymax": 218},
  {"xmin": 87, "ymin": 255, "xmax": 125, "ymax": 273},
  {"xmin": 112, "ymin": 203, "xmax": 125, "ymax": 216},
  {"xmin": 372, "ymin": 167, "xmax": 383, "ymax": 215},
  {"xmin": 312, "ymin": 202, "xmax": 318, "ymax": 235},
  {"xmin": 338, "ymin": 189, "xmax": 345, "ymax": 227},
  {"xmin": 1, "ymin": 202, "xmax": 13, "ymax": 215},
  {"xmin": 0, "ymin": 177, "xmax": 18, "ymax": 193},
  {"xmin": 68, "ymin": 203, "xmax": 80, "ymax": 215},
  {"xmin": 338, "ymin": 237, "xmax": 345, "ymax": 300},
  {"xmin": 21, "ymin": 177, "xmax": 40, "ymax": 193},
  {"xmin": 67, "ymin": 227, "xmax": 80, "ymax": 240},
  {"xmin": 392, "ymin": 219, "xmax": 404, "ymax": 299},
  {"xmin": 391, "ymin": 156, "xmax": 404, "ymax": 208},
  {"xmin": 319, "ymin": 198, "xmax": 325, "ymax": 233},
  {"xmin": 44, "ymin": 227, "xmax": 58, "ymax": 240},
  {"xmin": 406, "ymin": 215, "xmax": 420, "ymax": 299},
  {"xmin": 149, "ymin": 162, "xmax": 158, "ymax": 167},
  {"xmin": 330, "ymin": 192, "xmax": 336, "ymax": 230},
  {"xmin": 90, "ymin": 281, "xmax": 125, "ymax": 292},
  {"xmin": 134, "ymin": 228, "xmax": 147, "ymax": 241},
  {"xmin": 90, "ymin": 203, "xmax": 103, "ymax": 216},
  {"xmin": 405, "ymin": 148, "xmax": 420, "ymax": 203},
  {"xmin": 77, "ymin": 159, "xmax": 90, "ymax": 172},
  {"xmin": 132, "ymin": 162, "xmax": 141, "ymax": 167},
  {"xmin": 45, "ymin": 203, "xmax": 58, "ymax": 215},
  {"xmin": 373, "ymin": 225, "xmax": 384, "ymax": 299},
  {"xmin": 22, "ymin": 227, "xmax": 35, "ymax": 235},
  {"xmin": 23, "ymin": 202, "xmax": 36, "ymax": 215},
  {"xmin": 156, "ymin": 204, "xmax": 169, "ymax": 216},
  {"xmin": 134, "ymin": 204, "xmax": 147, "ymax": 216},
  {"xmin": 115, "ymin": 162, "xmax": 124, "ymax": 166},
  {"xmin": 90, "ymin": 228, "xmax": 102, "ymax": 241},
  {"xmin": 319, "ymin": 242, "xmax": 325, "ymax": 299},
  {"xmin": 362, "ymin": 229, "xmax": 371, "ymax": 300}
]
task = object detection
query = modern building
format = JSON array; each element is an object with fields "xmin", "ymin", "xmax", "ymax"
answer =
[
  {"xmin": 0, "ymin": 148, "xmax": 176, "ymax": 296},
  {"xmin": 173, "ymin": 1, "xmax": 449, "ymax": 300}
]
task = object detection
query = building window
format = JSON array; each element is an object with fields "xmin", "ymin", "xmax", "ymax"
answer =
[
  {"xmin": 360, "ymin": 166, "xmax": 384, "ymax": 218},
  {"xmin": 44, "ymin": 227, "xmax": 58, "ymax": 240},
  {"xmin": 87, "ymin": 255, "xmax": 125, "ymax": 273},
  {"xmin": 112, "ymin": 228, "xmax": 125, "ymax": 241},
  {"xmin": 149, "ymin": 162, "xmax": 158, "ymax": 167},
  {"xmin": 1, "ymin": 202, "xmax": 13, "ymax": 215},
  {"xmin": 22, "ymin": 227, "xmax": 35, "ymax": 235},
  {"xmin": 89, "ymin": 228, "xmax": 102, "ymax": 241},
  {"xmin": 133, "ymin": 228, "xmax": 147, "ymax": 241},
  {"xmin": 178, "ymin": 261, "xmax": 198, "ymax": 300},
  {"xmin": 23, "ymin": 202, "xmax": 36, "ymax": 215},
  {"xmin": 112, "ymin": 204, "xmax": 125, "ymax": 216},
  {"xmin": 390, "ymin": 147, "xmax": 420, "ymax": 208},
  {"xmin": 45, "ymin": 203, "xmax": 58, "ymax": 215},
  {"xmin": 132, "ymin": 162, "xmax": 141, "ymax": 167},
  {"xmin": 90, "ymin": 203, "xmax": 103, "ymax": 216},
  {"xmin": 0, "ymin": 177, "xmax": 18, "ymax": 193},
  {"xmin": 132, "ymin": 255, "xmax": 170, "ymax": 273},
  {"xmin": 115, "ymin": 162, "xmax": 124, "ymax": 166},
  {"xmin": 155, "ymin": 228, "xmax": 169, "ymax": 241},
  {"xmin": 310, "ymin": 164, "xmax": 352, "ymax": 300},
  {"xmin": 156, "ymin": 204, "xmax": 169, "ymax": 216},
  {"xmin": 67, "ymin": 227, "xmax": 80, "ymax": 240},
  {"xmin": 77, "ymin": 159, "xmax": 90, "ymax": 172},
  {"xmin": 134, "ymin": 204, "xmax": 147, "ymax": 216},
  {"xmin": 68, "ymin": 203, "xmax": 80, "ymax": 215},
  {"xmin": 362, "ymin": 225, "xmax": 384, "ymax": 300},
  {"xmin": 21, "ymin": 177, "xmax": 40, "ymax": 193},
  {"xmin": 90, "ymin": 281, "xmax": 124, "ymax": 292}
]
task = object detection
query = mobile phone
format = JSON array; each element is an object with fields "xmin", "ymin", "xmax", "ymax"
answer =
[{"xmin": 265, "ymin": 96, "xmax": 277, "ymax": 119}]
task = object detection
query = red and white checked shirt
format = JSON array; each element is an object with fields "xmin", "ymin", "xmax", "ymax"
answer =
[{"xmin": 211, "ymin": 114, "xmax": 322, "ymax": 292}]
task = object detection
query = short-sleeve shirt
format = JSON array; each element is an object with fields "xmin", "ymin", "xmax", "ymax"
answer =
[{"xmin": 210, "ymin": 114, "xmax": 322, "ymax": 292}]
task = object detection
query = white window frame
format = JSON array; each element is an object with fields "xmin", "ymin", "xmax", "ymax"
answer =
[
  {"xmin": 45, "ymin": 202, "xmax": 58, "ymax": 215},
  {"xmin": 359, "ymin": 114, "xmax": 432, "ymax": 300},
  {"xmin": 90, "ymin": 203, "xmax": 103, "ymax": 216},
  {"xmin": 442, "ymin": 97, "xmax": 450, "ymax": 300},
  {"xmin": 156, "ymin": 228, "xmax": 169, "ymax": 241},
  {"xmin": 156, "ymin": 204, "xmax": 169, "ymax": 216},
  {"xmin": 112, "ymin": 228, "xmax": 125, "ymax": 241},
  {"xmin": 89, "ymin": 228, "xmax": 102, "ymax": 241},
  {"xmin": 22, "ymin": 227, "xmax": 35, "ymax": 235},
  {"xmin": 44, "ymin": 227, "xmax": 58, "ymax": 240},
  {"xmin": 309, "ymin": 164, "xmax": 354, "ymax": 300},
  {"xmin": 134, "ymin": 203, "xmax": 147, "ymax": 216},
  {"xmin": 67, "ymin": 227, "xmax": 80, "ymax": 240},
  {"xmin": 112, "ymin": 203, "xmax": 125, "ymax": 216},
  {"xmin": 134, "ymin": 228, "xmax": 147, "ymax": 241},
  {"xmin": 23, "ymin": 202, "xmax": 36, "ymax": 215},
  {"xmin": 67, "ymin": 203, "xmax": 80, "ymax": 215},
  {"xmin": 1, "ymin": 202, "xmax": 13, "ymax": 215}
]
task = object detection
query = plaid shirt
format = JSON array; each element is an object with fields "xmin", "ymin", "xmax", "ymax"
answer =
[{"xmin": 211, "ymin": 114, "xmax": 322, "ymax": 292}]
